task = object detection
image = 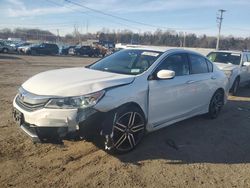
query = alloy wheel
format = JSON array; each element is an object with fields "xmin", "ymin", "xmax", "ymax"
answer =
[
  {"xmin": 113, "ymin": 111, "xmax": 145, "ymax": 152},
  {"xmin": 210, "ymin": 91, "xmax": 224, "ymax": 118}
]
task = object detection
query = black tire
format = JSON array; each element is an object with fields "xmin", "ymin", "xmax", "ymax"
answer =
[
  {"xmin": 110, "ymin": 105, "xmax": 146, "ymax": 154},
  {"xmin": 230, "ymin": 77, "xmax": 240, "ymax": 96},
  {"xmin": 2, "ymin": 48, "xmax": 8, "ymax": 53},
  {"xmin": 208, "ymin": 89, "xmax": 224, "ymax": 119}
]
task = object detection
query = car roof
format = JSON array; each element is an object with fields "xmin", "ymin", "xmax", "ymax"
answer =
[
  {"xmin": 210, "ymin": 50, "xmax": 242, "ymax": 54},
  {"xmin": 123, "ymin": 45, "xmax": 204, "ymax": 56}
]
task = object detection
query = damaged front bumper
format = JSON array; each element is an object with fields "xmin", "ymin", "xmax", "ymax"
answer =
[{"xmin": 13, "ymin": 97, "xmax": 100, "ymax": 142}]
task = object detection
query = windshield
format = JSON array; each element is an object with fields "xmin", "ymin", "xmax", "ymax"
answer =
[
  {"xmin": 207, "ymin": 52, "xmax": 241, "ymax": 65},
  {"xmin": 89, "ymin": 49, "xmax": 162, "ymax": 75}
]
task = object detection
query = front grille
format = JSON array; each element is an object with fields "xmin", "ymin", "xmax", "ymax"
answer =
[{"xmin": 16, "ymin": 95, "xmax": 46, "ymax": 112}]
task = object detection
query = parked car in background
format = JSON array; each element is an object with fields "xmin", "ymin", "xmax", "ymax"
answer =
[
  {"xmin": 13, "ymin": 47, "xmax": 229, "ymax": 153},
  {"xmin": 207, "ymin": 50, "xmax": 250, "ymax": 95},
  {"xmin": 68, "ymin": 46, "xmax": 76, "ymax": 55},
  {"xmin": 18, "ymin": 43, "xmax": 37, "ymax": 54},
  {"xmin": 15, "ymin": 42, "xmax": 32, "ymax": 52},
  {"xmin": 0, "ymin": 41, "xmax": 15, "ymax": 53},
  {"xmin": 73, "ymin": 45, "xmax": 95, "ymax": 56},
  {"xmin": 25, "ymin": 43, "xmax": 59, "ymax": 55},
  {"xmin": 96, "ymin": 45, "xmax": 108, "ymax": 57},
  {"xmin": 61, "ymin": 45, "xmax": 75, "ymax": 55}
]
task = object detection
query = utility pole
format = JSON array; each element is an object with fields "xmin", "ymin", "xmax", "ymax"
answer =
[
  {"xmin": 86, "ymin": 20, "xmax": 89, "ymax": 34},
  {"xmin": 183, "ymin": 32, "xmax": 186, "ymax": 47},
  {"xmin": 57, "ymin": 29, "xmax": 60, "ymax": 44},
  {"xmin": 216, "ymin": 9, "xmax": 226, "ymax": 50}
]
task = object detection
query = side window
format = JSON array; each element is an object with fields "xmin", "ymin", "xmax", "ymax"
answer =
[
  {"xmin": 206, "ymin": 59, "xmax": 213, "ymax": 72},
  {"xmin": 189, "ymin": 54, "xmax": 209, "ymax": 74},
  {"xmin": 156, "ymin": 53, "xmax": 190, "ymax": 76}
]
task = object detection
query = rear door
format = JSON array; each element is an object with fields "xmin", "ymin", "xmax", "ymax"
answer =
[{"xmin": 188, "ymin": 53, "xmax": 215, "ymax": 110}]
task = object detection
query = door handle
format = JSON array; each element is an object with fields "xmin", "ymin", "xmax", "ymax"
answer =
[
  {"xmin": 211, "ymin": 76, "xmax": 217, "ymax": 80},
  {"xmin": 186, "ymin": 80, "xmax": 196, "ymax": 84}
]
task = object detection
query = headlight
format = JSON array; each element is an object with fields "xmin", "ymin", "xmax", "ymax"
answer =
[
  {"xmin": 224, "ymin": 70, "xmax": 233, "ymax": 78},
  {"xmin": 45, "ymin": 90, "xmax": 105, "ymax": 109}
]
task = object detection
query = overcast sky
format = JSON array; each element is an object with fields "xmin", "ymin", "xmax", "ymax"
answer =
[{"xmin": 1, "ymin": 0, "xmax": 250, "ymax": 37}]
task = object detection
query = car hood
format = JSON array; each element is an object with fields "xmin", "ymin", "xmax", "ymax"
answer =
[
  {"xmin": 22, "ymin": 67, "xmax": 135, "ymax": 96},
  {"xmin": 214, "ymin": 62, "xmax": 238, "ymax": 71}
]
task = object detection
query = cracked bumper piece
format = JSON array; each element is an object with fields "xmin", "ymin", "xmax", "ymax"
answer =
[{"xmin": 13, "ymin": 99, "xmax": 98, "ymax": 140}]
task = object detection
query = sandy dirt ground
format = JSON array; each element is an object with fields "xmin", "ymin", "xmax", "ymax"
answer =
[{"xmin": 0, "ymin": 54, "xmax": 250, "ymax": 188}]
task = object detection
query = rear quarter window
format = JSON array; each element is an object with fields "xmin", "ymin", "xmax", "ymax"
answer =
[{"xmin": 206, "ymin": 59, "xmax": 213, "ymax": 72}]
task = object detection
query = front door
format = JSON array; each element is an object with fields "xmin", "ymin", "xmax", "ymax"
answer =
[
  {"xmin": 148, "ymin": 53, "xmax": 196, "ymax": 128},
  {"xmin": 148, "ymin": 52, "xmax": 214, "ymax": 129}
]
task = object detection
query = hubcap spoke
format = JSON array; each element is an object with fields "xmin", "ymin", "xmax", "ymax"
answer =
[
  {"xmin": 114, "ymin": 134, "xmax": 127, "ymax": 148},
  {"xmin": 131, "ymin": 124, "xmax": 144, "ymax": 133},
  {"xmin": 128, "ymin": 133, "xmax": 136, "ymax": 148},
  {"xmin": 114, "ymin": 122, "xmax": 127, "ymax": 132},
  {"xmin": 128, "ymin": 112, "xmax": 136, "ymax": 128}
]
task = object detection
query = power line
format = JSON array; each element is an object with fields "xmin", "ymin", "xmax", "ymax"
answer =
[
  {"xmin": 216, "ymin": 9, "xmax": 226, "ymax": 50},
  {"xmin": 45, "ymin": 0, "xmax": 142, "ymax": 31},
  {"xmin": 65, "ymin": 0, "xmax": 213, "ymax": 31}
]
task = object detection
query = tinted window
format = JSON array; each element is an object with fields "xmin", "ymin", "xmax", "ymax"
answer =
[
  {"xmin": 206, "ymin": 59, "xmax": 213, "ymax": 72},
  {"xmin": 207, "ymin": 52, "xmax": 241, "ymax": 65},
  {"xmin": 189, "ymin": 54, "xmax": 208, "ymax": 74},
  {"xmin": 156, "ymin": 53, "xmax": 189, "ymax": 76}
]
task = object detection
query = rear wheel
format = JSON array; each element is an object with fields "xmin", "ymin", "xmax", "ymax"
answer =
[
  {"xmin": 231, "ymin": 77, "xmax": 240, "ymax": 96},
  {"xmin": 208, "ymin": 90, "xmax": 224, "ymax": 119},
  {"xmin": 110, "ymin": 105, "xmax": 146, "ymax": 153}
]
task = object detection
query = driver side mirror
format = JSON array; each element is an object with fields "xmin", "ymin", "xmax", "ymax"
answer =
[
  {"xmin": 243, "ymin": 62, "xmax": 250, "ymax": 66},
  {"xmin": 157, "ymin": 70, "xmax": 175, "ymax": 80}
]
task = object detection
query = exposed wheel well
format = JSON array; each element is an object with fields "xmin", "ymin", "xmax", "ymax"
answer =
[{"xmin": 116, "ymin": 102, "xmax": 146, "ymax": 120}]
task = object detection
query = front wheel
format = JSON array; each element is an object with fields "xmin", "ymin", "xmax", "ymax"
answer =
[
  {"xmin": 207, "ymin": 90, "xmax": 224, "ymax": 119},
  {"xmin": 109, "ymin": 105, "xmax": 146, "ymax": 153}
]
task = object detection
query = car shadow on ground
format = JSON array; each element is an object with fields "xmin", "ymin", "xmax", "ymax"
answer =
[
  {"xmin": 115, "ymin": 87, "xmax": 250, "ymax": 165},
  {"xmin": 80, "ymin": 87, "xmax": 250, "ymax": 165},
  {"xmin": 0, "ymin": 55, "xmax": 21, "ymax": 60}
]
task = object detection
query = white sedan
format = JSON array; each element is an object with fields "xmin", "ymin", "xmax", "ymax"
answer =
[
  {"xmin": 13, "ymin": 47, "xmax": 229, "ymax": 153},
  {"xmin": 207, "ymin": 50, "xmax": 250, "ymax": 95}
]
